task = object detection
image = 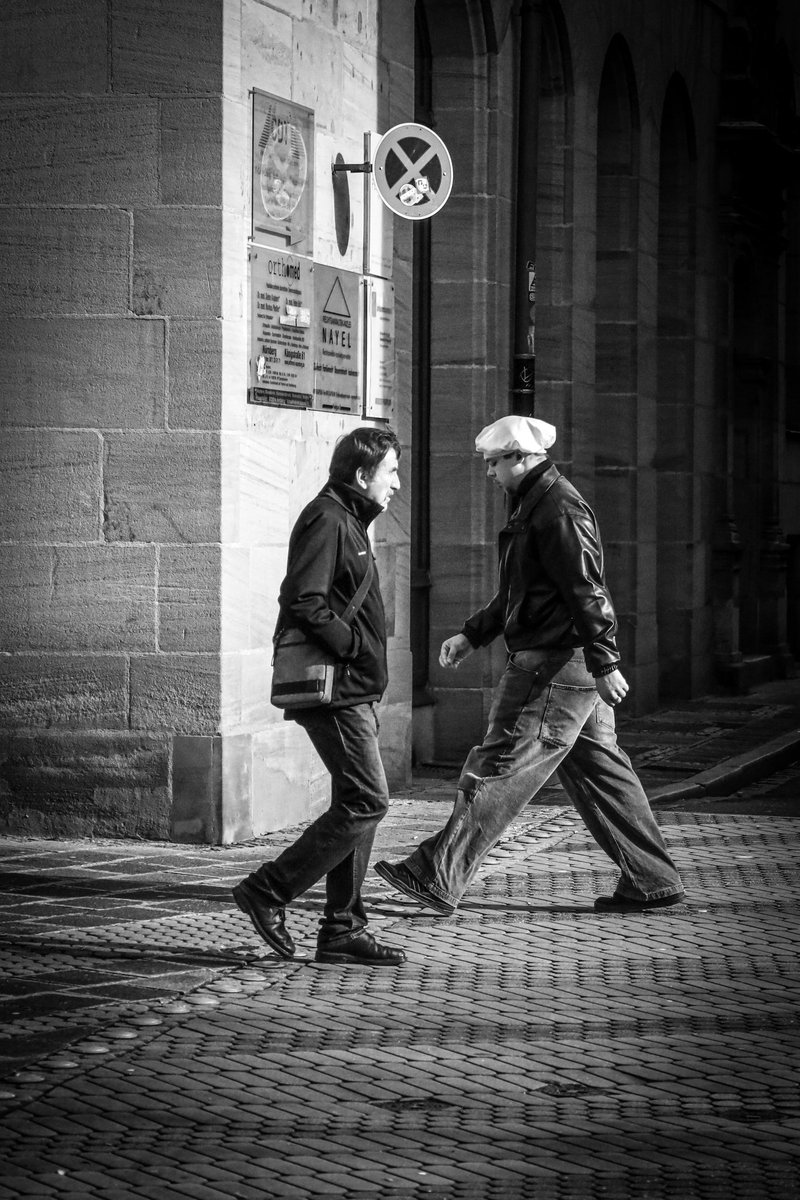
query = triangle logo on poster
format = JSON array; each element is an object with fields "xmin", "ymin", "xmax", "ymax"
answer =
[{"xmin": 323, "ymin": 277, "xmax": 351, "ymax": 320}]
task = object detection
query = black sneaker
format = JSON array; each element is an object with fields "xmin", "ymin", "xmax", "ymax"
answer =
[{"xmin": 374, "ymin": 860, "xmax": 456, "ymax": 915}]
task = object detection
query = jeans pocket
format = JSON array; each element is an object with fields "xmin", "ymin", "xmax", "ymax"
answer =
[{"xmin": 539, "ymin": 683, "xmax": 596, "ymax": 748}]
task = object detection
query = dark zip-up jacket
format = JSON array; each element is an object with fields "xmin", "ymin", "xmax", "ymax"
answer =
[
  {"xmin": 462, "ymin": 461, "xmax": 620, "ymax": 676},
  {"xmin": 276, "ymin": 479, "xmax": 387, "ymax": 708}
]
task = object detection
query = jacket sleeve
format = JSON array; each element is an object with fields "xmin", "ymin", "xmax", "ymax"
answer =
[
  {"xmin": 278, "ymin": 508, "xmax": 359, "ymax": 659},
  {"xmin": 537, "ymin": 507, "xmax": 620, "ymax": 674},
  {"xmin": 462, "ymin": 590, "xmax": 505, "ymax": 647}
]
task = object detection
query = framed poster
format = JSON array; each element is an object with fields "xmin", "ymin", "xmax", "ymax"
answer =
[
  {"xmin": 252, "ymin": 90, "xmax": 314, "ymax": 256},
  {"xmin": 249, "ymin": 247, "xmax": 314, "ymax": 409},
  {"xmin": 313, "ymin": 265, "xmax": 362, "ymax": 415}
]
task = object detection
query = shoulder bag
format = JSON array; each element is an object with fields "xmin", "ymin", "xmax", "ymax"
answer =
[{"xmin": 270, "ymin": 555, "xmax": 375, "ymax": 710}]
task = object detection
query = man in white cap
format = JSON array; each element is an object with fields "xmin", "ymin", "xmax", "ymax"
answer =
[{"xmin": 376, "ymin": 415, "xmax": 684, "ymax": 914}]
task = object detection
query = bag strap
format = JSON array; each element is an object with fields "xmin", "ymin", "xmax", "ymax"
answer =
[
  {"xmin": 339, "ymin": 553, "xmax": 374, "ymax": 625},
  {"xmin": 274, "ymin": 548, "xmax": 374, "ymax": 643}
]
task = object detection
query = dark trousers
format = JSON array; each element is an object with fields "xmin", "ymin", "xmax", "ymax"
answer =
[{"xmin": 250, "ymin": 702, "xmax": 389, "ymax": 943}]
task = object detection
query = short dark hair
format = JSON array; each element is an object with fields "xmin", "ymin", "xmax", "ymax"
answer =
[{"xmin": 328, "ymin": 426, "xmax": 401, "ymax": 484}]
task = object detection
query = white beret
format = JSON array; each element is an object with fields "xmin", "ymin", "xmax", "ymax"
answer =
[{"xmin": 474, "ymin": 415, "xmax": 557, "ymax": 457}]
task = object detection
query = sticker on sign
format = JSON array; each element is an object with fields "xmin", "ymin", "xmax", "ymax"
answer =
[{"xmin": 372, "ymin": 123, "xmax": 453, "ymax": 220}]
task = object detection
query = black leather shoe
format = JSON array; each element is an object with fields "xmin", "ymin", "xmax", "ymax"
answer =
[
  {"xmin": 232, "ymin": 881, "xmax": 295, "ymax": 958},
  {"xmin": 374, "ymin": 860, "xmax": 455, "ymax": 915},
  {"xmin": 594, "ymin": 891, "xmax": 686, "ymax": 912},
  {"xmin": 315, "ymin": 930, "xmax": 406, "ymax": 966}
]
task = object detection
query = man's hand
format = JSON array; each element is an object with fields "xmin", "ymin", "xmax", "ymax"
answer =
[
  {"xmin": 439, "ymin": 633, "xmax": 474, "ymax": 669},
  {"xmin": 595, "ymin": 668, "xmax": 629, "ymax": 707}
]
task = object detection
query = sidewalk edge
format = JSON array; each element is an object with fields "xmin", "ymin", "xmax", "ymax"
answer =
[{"xmin": 649, "ymin": 727, "xmax": 800, "ymax": 804}]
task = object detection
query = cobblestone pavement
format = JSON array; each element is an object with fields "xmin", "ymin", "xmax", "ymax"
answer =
[{"xmin": 0, "ymin": 678, "xmax": 799, "ymax": 1199}]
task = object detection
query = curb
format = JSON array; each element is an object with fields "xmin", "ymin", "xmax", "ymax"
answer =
[{"xmin": 649, "ymin": 727, "xmax": 800, "ymax": 804}]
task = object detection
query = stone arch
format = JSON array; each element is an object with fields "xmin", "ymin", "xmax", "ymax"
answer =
[
  {"xmin": 594, "ymin": 35, "xmax": 640, "ymax": 673},
  {"xmin": 416, "ymin": 0, "xmax": 512, "ymax": 58},
  {"xmin": 655, "ymin": 73, "xmax": 698, "ymax": 699}
]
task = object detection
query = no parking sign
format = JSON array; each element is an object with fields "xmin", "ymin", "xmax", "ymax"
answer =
[{"xmin": 372, "ymin": 123, "xmax": 453, "ymax": 220}]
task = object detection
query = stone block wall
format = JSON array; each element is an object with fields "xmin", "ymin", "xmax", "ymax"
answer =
[
  {"xmin": 0, "ymin": 0, "xmax": 227, "ymax": 839},
  {"xmin": 0, "ymin": 0, "xmax": 415, "ymax": 842}
]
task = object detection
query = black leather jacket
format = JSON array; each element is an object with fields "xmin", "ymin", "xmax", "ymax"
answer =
[
  {"xmin": 462, "ymin": 462, "xmax": 620, "ymax": 676},
  {"xmin": 277, "ymin": 480, "xmax": 387, "ymax": 708}
]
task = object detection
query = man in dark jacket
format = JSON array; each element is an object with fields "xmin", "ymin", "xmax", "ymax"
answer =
[
  {"xmin": 234, "ymin": 427, "xmax": 406, "ymax": 966},
  {"xmin": 376, "ymin": 415, "xmax": 684, "ymax": 916}
]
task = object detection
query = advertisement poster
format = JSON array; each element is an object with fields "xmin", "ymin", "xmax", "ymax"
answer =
[
  {"xmin": 313, "ymin": 265, "xmax": 361, "ymax": 415},
  {"xmin": 252, "ymin": 91, "xmax": 314, "ymax": 256},
  {"xmin": 249, "ymin": 247, "xmax": 314, "ymax": 409},
  {"xmin": 363, "ymin": 277, "xmax": 395, "ymax": 421}
]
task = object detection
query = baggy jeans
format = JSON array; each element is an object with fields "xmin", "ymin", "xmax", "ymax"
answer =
[
  {"xmin": 404, "ymin": 649, "xmax": 684, "ymax": 908},
  {"xmin": 249, "ymin": 702, "xmax": 389, "ymax": 943}
]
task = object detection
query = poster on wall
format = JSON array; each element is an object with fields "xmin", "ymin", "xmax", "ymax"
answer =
[
  {"xmin": 249, "ymin": 246, "xmax": 314, "ymax": 409},
  {"xmin": 252, "ymin": 90, "xmax": 314, "ymax": 256},
  {"xmin": 363, "ymin": 277, "xmax": 395, "ymax": 421},
  {"xmin": 313, "ymin": 265, "xmax": 362, "ymax": 415}
]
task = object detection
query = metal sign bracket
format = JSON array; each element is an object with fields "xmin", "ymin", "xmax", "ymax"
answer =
[{"xmin": 332, "ymin": 160, "xmax": 373, "ymax": 174}]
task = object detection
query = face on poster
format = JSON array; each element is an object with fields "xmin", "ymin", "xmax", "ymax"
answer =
[{"xmin": 252, "ymin": 91, "xmax": 314, "ymax": 256}]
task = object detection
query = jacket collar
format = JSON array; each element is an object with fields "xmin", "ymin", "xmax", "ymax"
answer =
[
  {"xmin": 504, "ymin": 461, "xmax": 560, "ymax": 527},
  {"xmin": 321, "ymin": 479, "xmax": 384, "ymax": 527}
]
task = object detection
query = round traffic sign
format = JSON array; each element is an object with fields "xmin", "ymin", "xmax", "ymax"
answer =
[{"xmin": 372, "ymin": 123, "xmax": 453, "ymax": 220}]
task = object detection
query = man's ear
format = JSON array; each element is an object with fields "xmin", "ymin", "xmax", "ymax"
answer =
[{"xmin": 354, "ymin": 467, "xmax": 369, "ymax": 491}]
